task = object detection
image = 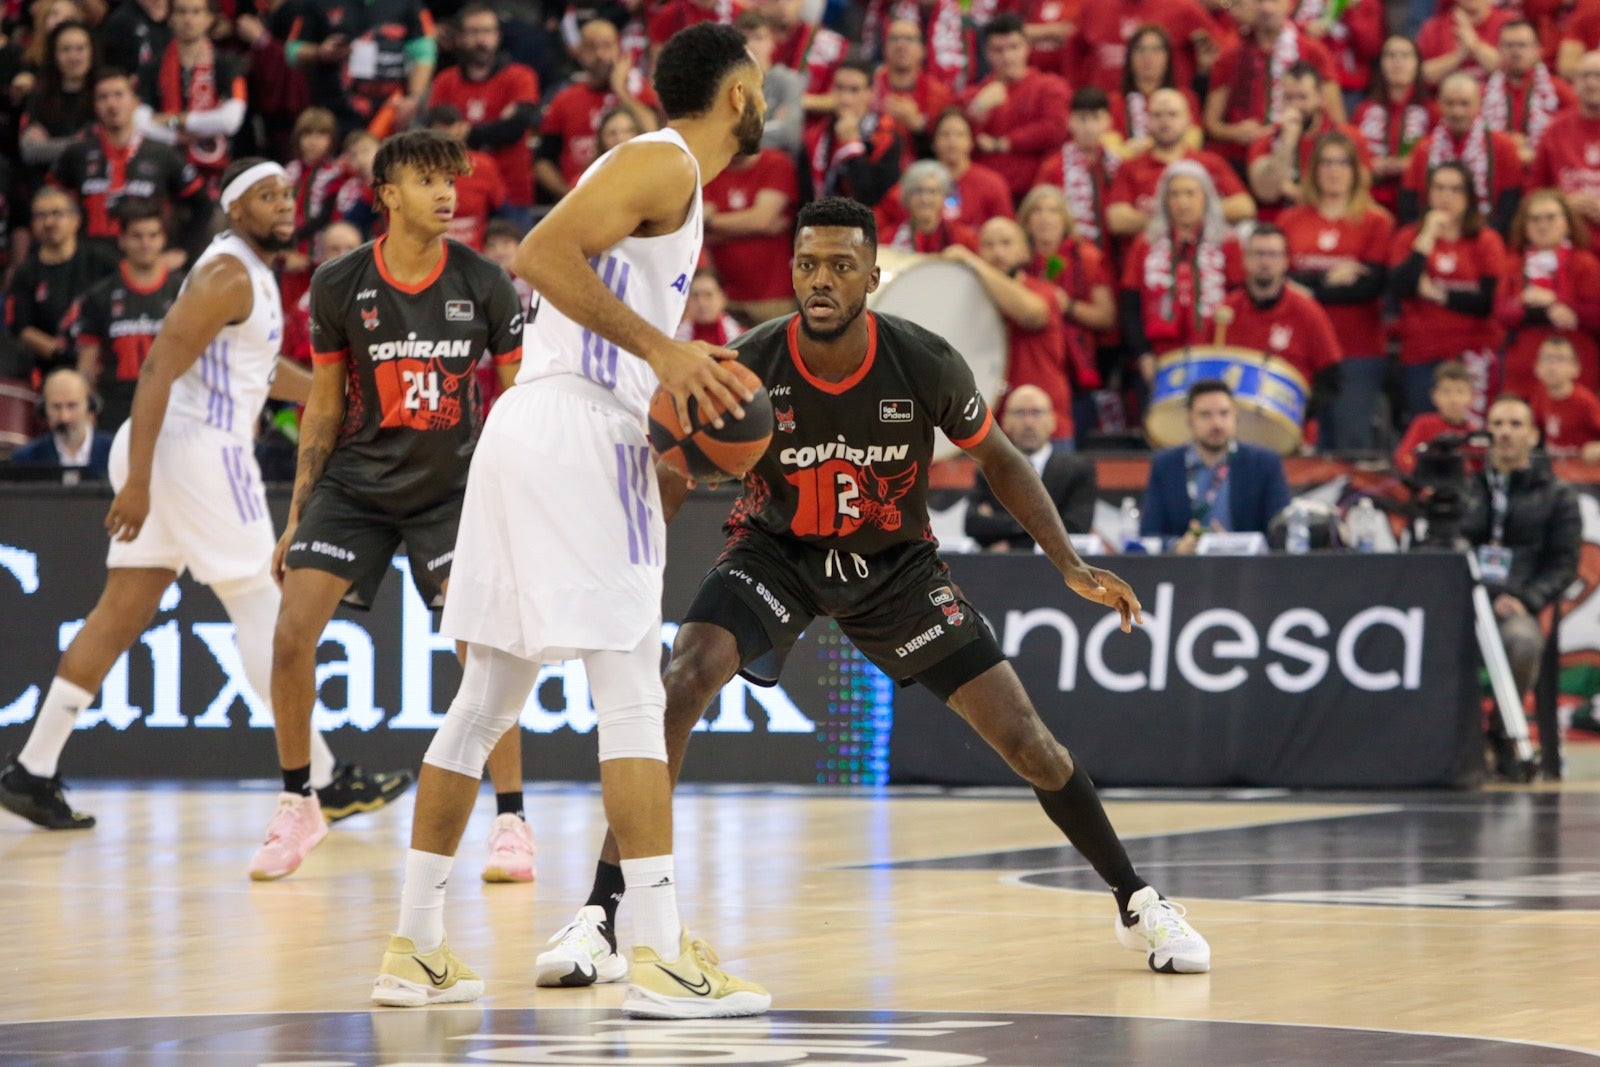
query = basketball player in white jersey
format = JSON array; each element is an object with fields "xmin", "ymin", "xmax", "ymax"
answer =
[
  {"xmin": 0, "ymin": 161, "xmax": 388, "ymax": 832},
  {"xmin": 372, "ymin": 24, "xmax": 769, "ymax": 1017}
]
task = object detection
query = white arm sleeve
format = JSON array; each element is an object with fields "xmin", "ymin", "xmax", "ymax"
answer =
[
  {"xmin": 183, "ymin": 98, "xmax": 247, "ymax": 138},
  {"xmin": 134, "ymin": 104, "xmax": 180, "ymax": 144}
]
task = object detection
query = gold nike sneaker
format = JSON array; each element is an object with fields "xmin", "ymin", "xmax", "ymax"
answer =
[
  {"xmin": 371, "ymin": 935, "xmax": 485, "ymax": 1007},
  {"xmin": 620, "ymin": 929, "xmax": 771, "ymax": 1019}
]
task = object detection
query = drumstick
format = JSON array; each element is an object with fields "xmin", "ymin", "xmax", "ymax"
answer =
[{"xmin": 1213, "ymin": 305, "xmax": 1234, "ymax": 347}]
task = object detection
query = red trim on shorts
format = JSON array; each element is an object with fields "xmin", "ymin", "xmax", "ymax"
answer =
[
  {"xmin": 372, "ymin": 235, "xmax": 449, "ymax": 295},
  {"xmin": 948, "ymin": 407, "xmax": 993, "ymax": 450},
  {"xmin": 786, "ymin": 311, "xmax": 877, "ymax": 395},
  {"xmin": 491, "ymin": 345, "xmax": 522, "ymax": 366},
  {"xmin": 312, "ymin": 348, "xmax": 348, "ymax": 366}
]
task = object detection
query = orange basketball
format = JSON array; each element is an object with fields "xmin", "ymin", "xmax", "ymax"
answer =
[{"xmin": 648, "ymin": 361, "xmax": 774, "ymax": 481}]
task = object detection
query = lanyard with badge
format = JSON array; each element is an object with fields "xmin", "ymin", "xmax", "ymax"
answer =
[
  {"xmin": 1479, "ymin": 469, "xmax": 1514, "ymax": 583},
  {"xmin": 1185, "ymin": 442, "xmax": 1235, "ymax": 526}
]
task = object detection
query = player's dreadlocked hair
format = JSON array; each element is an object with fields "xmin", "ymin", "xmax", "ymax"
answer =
[
  {"xmin": 371, "ymin": 131, "xmax": 472, "ymax": 199},
  {"xmin": 654, "ymin": 23, "xmax": 755, "ymax": 119},
  {"xmin": 795, "ymin": 197, "xmax": 878, "ymax": 250}
]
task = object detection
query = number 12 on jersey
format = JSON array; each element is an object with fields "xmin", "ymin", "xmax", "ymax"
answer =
[{"xmin": 786, "ymin": 460, "xmax": 861, "ymax": 536}]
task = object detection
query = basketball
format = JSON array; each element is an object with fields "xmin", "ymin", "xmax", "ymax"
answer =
[{"xmin": 648, "ymin": 361, "xmax": 774, "ymax": 481}]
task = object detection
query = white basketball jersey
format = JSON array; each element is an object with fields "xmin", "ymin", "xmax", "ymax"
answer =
[
  {"xmin": 518, "ymin": 127, "xmax": 703, "ymax": 420},
  {"xmin": 167, "ymin": 232, "xmax": 284, "ymax": 440}
]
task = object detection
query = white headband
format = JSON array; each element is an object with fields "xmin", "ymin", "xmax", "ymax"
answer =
[{"xmin": 220, "ymin": 162, "xmax": 289, "ymax": 212}]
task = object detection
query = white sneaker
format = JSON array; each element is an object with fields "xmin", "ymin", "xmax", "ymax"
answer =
[
  {"xmin": 1115, "ymin": 886, "xmax": 1211, "ymax": 973},
  {"xmin": 535, "ymin": 905, "xmax": 628, "ymax": 987}
]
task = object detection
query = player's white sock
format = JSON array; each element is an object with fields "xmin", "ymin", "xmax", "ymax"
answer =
[
  {"xmin": 215, "ymin": 577, "xmax": 334, "ymax": 789},
  {"xmin": 622, "ymin": 855, "xmax": 681, "ymax": 960},
  {"xmin": 397, "ymin": 849, "xmax": 456, "ymax": 954},
  {"xmin": 17, "ymin": 677, "xmax": 94, "ymax": 779}
]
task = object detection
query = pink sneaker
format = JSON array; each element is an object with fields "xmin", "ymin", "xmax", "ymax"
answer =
[
  {"xmin": 248, "ymin": 792, "xmax": 330, "ymax": 881},
  {"xmin": 481, "ymin": 812, "xmax": 536, "ymax": 883}
]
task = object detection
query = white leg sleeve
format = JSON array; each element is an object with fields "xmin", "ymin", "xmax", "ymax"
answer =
[
  {"xmin": 587, "ymin": 621, "xmax": 667, "ymax": 764},
  {"xmin": 424, "ymin": 642, "xmax": 539, "ymax": 778}
]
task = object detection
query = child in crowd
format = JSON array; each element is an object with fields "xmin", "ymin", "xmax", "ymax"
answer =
[
  {"xmin": 1393, "ymin": 361, "xmax": 1482, "ymax": 475},
  {"xmin": 1530, "ymin": 336, "xmax": 1600, "ymax": 462}
]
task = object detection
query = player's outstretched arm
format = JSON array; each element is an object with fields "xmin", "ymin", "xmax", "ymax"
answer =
[
  {"xmin": 273, "ymin": 359, "xmax": 347, "ymax": 584},
  {"xmin": 965, "ymin": 429, "xmax": 1143, "ymax": 633},
  {"xmin": 106, "ymin": 255, "xmax": 255, "ymax": 543},
  {"xmin": 513, "ymin": 139, "xmax": 751, "ymax": 430},
  {"xmin": 268, "ymin": 358, "xmax": 314, "ymax": 404}
]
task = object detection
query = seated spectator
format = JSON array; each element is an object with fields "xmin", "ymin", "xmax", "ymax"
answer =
[
  {"xmin": 64, "ymin": 198, "xmax": 181, "ymax": 434},
  {"xmin": 536, "ymin": 18, "xmax": 660, "ymax": 201},
  {"xmin": 100, "ymin": 0, "xmax": 169, "ymax": 77},
  {"xmin": 1354, "ymin": 36, "xmax": 1435, "ymax": 218},
  {"xmin": 703, "ymin": 145, "xmax": 799, "ymax": 324},
  {"xmin": 1112, "ymin": 25, "xmax": 1203, "ymax": 152},
  {"xmin": 1221, "ymin": 223, "xmax": 1343, "ymax": 434},
  {"xmin": 1120, "ymin": 161, "xmax": 1246, "ymax": 382},
  {"xmin": 1530, "ymin": 336, "xmax": 1600, "ymax": 459},
  {"xmin": 136, "ymin": 0, "xmax": 248, "ymax": 195},
  {"xmin": 286, "ymin": 0, "xmax": 437, "ymax": 136},
  {"xmin": 283, "ymin": 220, "xmax": 366, "ymax": 367},
  {"xmin": 675, "ymin": 269, "xmax": 745, "ymax": 345},
  {"xmin": 1529, "ymin": 50, "xmax": 1600, "ymax": 230},
  {"xmin": 759, "ymin": 0, "xmax": 847, "ymax": 116},
  {"xmin": 1290, "ymin": 0, "xmax": 1383, "ymax": 102},
  {"xmin": 1106, "ymin": 89, "xmax": 1256, "ymax": 238},
  {"xmin": 1418, "ymin": 0, "xmax": 1510, "ymax": 86},
  {"xmin": 1280, "ymin": 131, "xmax": 1394, "ymax": 449},
  {"xmin": 1462, "ymin": 393, "xmax": 1580, "ymax": 775},
  {"xmin": 5, "ymin": 187, "xmax": 117, "ymax": 379},
  {"xmin": 597, "ymin": 106, "xmax": 642, "ymax": 151},
  {"xmin": 649, "ymin": 0, "xmax": 745, "ymax": 60},
  {"xmin": 1495, "ymin": 189, "xmax": 1600, "ymax": 396},
  {"xmin": 943, "ymin": 217, "xmax": 1074, "ymax": 437},
  {"xmin": 1248, "ymin": 61, "xmax": 1370, "ymax": 222},
  {"xmin": 1017, "ymin": 183, "xmax": 1116, "ymax": 441},
  {"xmin": 280, "ymin": 108, "xmax": 352, "ymax": 319},
  {"xmin": 1140, "ymin": 378, "xmax": 1292, "ymax": 551},
  {"xmin": 1205, "ymin": 0, "xmax": 1344, "ymax": 170},
  {"xmin": 1388, "ymin": 160, "xmax": 1507, "ymax": 422},
  {"xmin": 9, "ymin": 367, "xmax": 112, "ymax": 478},
  {"xmin": 1014, "ymin": 0, "xmax": 1076, "ymax": 78},
  {"xmin": 927, "ymin": 108, "xmax": 1014, "ymax": 227},
  {"xmin": 1483, "ymin": 20, "xmax": 1573, "ymax": 166},
  {"xmin": 736, "ymin": 11, "xmax": 804, "ymax": 154},
  {"xmin": 800, "ymin": 59, "xmax": 903, "ymax": 207},
  {"xmin": 963, "ymin": 14, "xmax": 1071, "ymax": 202},
  {"xmin": 17, "ymin": 21, "xmax": 96, "ymax": 178},
  {"xmin": 874, "ymin": 18, "xmax": 955, "ymax": 162},
  {"xmin": 1066, "ymin": 0, "xmax": 1219, "ymax": 94},
  {"xmin": 964, "ymin": 383, "xmax": 1097, "ymax": 549},
  {"xmin": 1400, "ymin": 72, "xmax": 1525, "ymax": 235},
  {"xmin": 51, "ymin": 68, "xmax": 208, "ymax": 262},
  {"xmin": 482, "ymin": 218, "xmax": 535, "ymax": 305},
  {"xmin": 425, "ymin": 104, "xmax": 507, "ymax": 251},
  {"xmin": 336, "ymin": 130, "xmax": 382, "ymax": 237},
  {"xmin": 1033, "ymin": 88, "xmax": 1121, "ymax": 259},
  {"xmin": 1393, "ymin": 360, "xmax": 1482, "ymax": 475},
  {"xmin": 877, "ymin": 160, "xmax": 979, "ymax": 253},
  {"xmin": 426, "ymin": 3, "xmax": 541, "ymax": 232},
  {"xmin": 1559, "ymin": 8, "xmax": 1600, "ymax": 80},
  {"xmin": 861, "ymin": 0, "xmax": 975, "ymax": 93}
]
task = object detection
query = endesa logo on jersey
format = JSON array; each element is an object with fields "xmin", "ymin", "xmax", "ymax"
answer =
[{"xmin": 367, "ymin": 337, "xmax": 475, "ymax": 362}]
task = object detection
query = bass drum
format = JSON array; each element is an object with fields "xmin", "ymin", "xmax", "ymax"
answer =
[
  {"xmin": 1144, "ymin": 346, "xmax": 1308, "ymax": 456},
  {"xmin": 868, "ymin": 248, "xmax": 1008, "ymax": 460},
  {"xmin": 0, "ymin": 378, "xmax": 39, "ymax": 449}
]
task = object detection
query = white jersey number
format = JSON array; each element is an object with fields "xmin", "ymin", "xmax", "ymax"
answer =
[{"xmin": 403, "ymin": 370, "xmax": 441, "ymax": 411}]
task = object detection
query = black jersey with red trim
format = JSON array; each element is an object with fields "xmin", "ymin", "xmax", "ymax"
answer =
[
  {"xmin": 50, "ymin": 131, "xmax": 203, "ymax": 243},
  {"xmin": 725, "ymin": 311, "xmax": 993, "ymax": 556},
  {"xmin": 66, "ymin": 263, "xmax": 182, "ymax": 432},
  {"xmin": 309, "ymin": 237, "xmax": 523, "ymax": 507}
]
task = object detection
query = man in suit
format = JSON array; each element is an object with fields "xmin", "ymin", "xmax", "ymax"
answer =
[
  {"xmin": 966, "ymin": 384, "xmax": 1096, "ymax": 550},
  {"xmin": 9, "ymin": 368, "xmax": 112, "ymax": 479},
  {"xmin": 1140, "ymin": 379, "xmax": 1290, "ymax": 552}
]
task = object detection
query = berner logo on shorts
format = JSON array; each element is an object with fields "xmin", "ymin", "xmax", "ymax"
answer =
[{"xmin": 880, "ymin": 399, "xmax": 914, "ymax": 423}]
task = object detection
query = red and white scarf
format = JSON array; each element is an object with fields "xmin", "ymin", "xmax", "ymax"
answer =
[
  {"xmin": 1142, "ymin": 231, "xmax": 1228, "ymax": 342},
  {"xmin": 1358, "ymin": 96, "xmax": 1430, "ymax": 161},
  {"xmin": 1058, "ymin": 143, "xmax": 1118, "ymax": 244},
  {"xmin": 1236, "ymin": 23, "xmax": 1302, "ymax": 122},
  {"xmin": 863, "ymin": 0, "xmax": 971, "ymax": 92},
  {"xmin": 159, "ymin": 38, "xmax": 225, "ymax": 170},
  {"xmin": 1125, "ymin": 90, "xmax": 1151, "ymax": 140},
  {"xmin": 1483, "ymin": 63, "xmax": 1560, "ymax": 147},
  {"xmin": 1427, "ymin": 121, "xmax": 1495, "ymax": 215},
  {"xmin": 889, "ymin": 220, "xmax": 965, "ymax": 253},
  {"xmin": 1522, "ymin": 241, "xmax": 1576, "ymax": 308}
]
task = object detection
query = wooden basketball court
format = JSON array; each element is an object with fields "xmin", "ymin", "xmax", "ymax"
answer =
[{"xmin": 3, "ymin": 780, "xmax": 1598, "ymax": 1064}]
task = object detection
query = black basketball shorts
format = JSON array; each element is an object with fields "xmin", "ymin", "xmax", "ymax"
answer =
[
  {"xmin": 685, "ymin": 527, "xmax": 1004, "ymax": 700},
  {"xmin": 284, "ymin": 481, "xmax": 462, "ymax": 610}
]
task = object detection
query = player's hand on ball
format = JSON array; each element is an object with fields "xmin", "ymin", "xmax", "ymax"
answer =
[
  {"xmin": 105, "ymin": 483, "xmax": 151, "ymax": 542},
  {"xmin": 651, "ymin": 340, "xmax": 752, "ymax": 430},
  {"xmin": 1065, "ymin": 566, "xmax": 1144, "ymax": 633}
]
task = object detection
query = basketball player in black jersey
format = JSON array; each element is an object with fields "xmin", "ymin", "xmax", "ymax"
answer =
[
  {"xmin": 557, "ymin": 197, "xmax": 1213, "ymax": 976},
  {"xmin": 257, "ymin": 131, "xmax": 532, "ymax": 882}
]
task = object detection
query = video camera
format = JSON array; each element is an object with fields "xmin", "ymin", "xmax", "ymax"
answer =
[{"xmin": 1406, "ymin": 431, "xmax": 1491, "ymax": 548}]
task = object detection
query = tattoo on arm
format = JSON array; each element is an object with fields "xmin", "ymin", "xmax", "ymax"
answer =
[{"xmin": 289, "ymin": 407, "xmax": 339, "ymax": 521}]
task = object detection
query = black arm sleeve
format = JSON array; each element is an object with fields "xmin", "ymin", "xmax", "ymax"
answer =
[
  {"xmin": 1388, "ymin": 251, "xmax": 1426, "ymax": 299},
  {"xmin": 1442, "ymin": 276, "xmax": 1496, "ymax": 317},
  {"xmin": 535, "ymin": 132, "xmax": 564, "ymax": 164},
  {"xmin": 1293, "ymin": 261, "xmax": 1388, "ymax": 305},
  {"xmin": 840, "ymin": 132, "xmax": 903, "ymax": 209},
  {"xmin": 1491, "ymin": 187, "xmax": 1522, "ymax": 237},
  {"xmin": 1397, "ymin": 188, "xmax": 1421, "ymax": 227},
  {"xmin": 1120, "ymin": 289, "xmax": 1150, "ymax": 355},
  {"xmin": 1310, "ymin": 363, "xmax": 1343, "ymax": 414},
  {"xmin": 467, "ymin": 103, "xmax": 539, "ymax": 150}
]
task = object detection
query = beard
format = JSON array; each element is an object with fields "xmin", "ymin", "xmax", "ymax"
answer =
[
  {"xmin": 734, "ymin": 93, "xmax": 765, "ymax": 156},
  {"xmin": 798, "ymin": 295, "xmax": 866, "ymax": 342},
  {"xmin": 252, "ymin": 228, "xmax": 297, "ymax": 253}
]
